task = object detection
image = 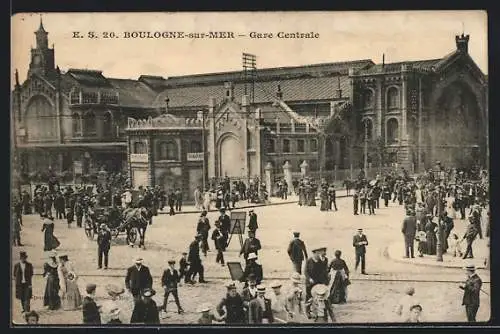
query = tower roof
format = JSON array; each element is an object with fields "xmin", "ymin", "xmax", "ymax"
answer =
[{"xmin": 36, "ymin": 16, "xmax": 47, "ymax": 34}]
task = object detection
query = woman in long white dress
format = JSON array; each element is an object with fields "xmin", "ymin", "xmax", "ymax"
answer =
[
  {"xmin": 57, "ymin": 254, "xmax": 82, "ymax": 310},
  {"xmin": 445, "ymin": 193, "xmax": 456, "ymax": 219}
]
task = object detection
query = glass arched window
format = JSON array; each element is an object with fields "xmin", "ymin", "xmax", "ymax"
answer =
[
  {"xmin": 83, "ymin": 111, "xmax": 96, "ymax": 136},
  {"xmin": 72, "ymin": 113, "xmax": 82, "ymax": 136},
  {"xmin": 158, "ymin": 141, "xmax": 178, "ymax": 160},
  {"xmin": 26, "ymin": 95, "xmax": 56, "ymax": 140},
  {"xmin": 103, "ymin": 112, "xmax": 113, "ymax": 137},
  {"xmin": 387, "ymin": 87, "xmax": 399, "ymax": 108},
  {"xmin": 387, "ymin": 118, "xmax": 399, "ymax": 143},
  {"xmin": 362, "ymin": 118, "xmax": 373, "ymax": 140},
  {"xmin": 190, "ymin": 140, "xmax": 202, "ymax": 153},
  {"xmin": 133, "ymin": 141, "xmax": 147, "ymax": 154},
  {"xmin": 363, "ymin": 90, "xmax": 374, "ymax": 109}
]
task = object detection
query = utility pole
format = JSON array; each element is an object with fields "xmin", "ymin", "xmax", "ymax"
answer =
[
  {"xmin": 364, "ymin": 120, "xmax": 368, "ymax": 173},
  {"xmin": 242, "ymin": 53, "xmax": 257, "ymax": 104},
  {"xmin": 436, "ymin": 215, "xmax": 444, "ymax": 262},
  {"xmin": 202, "ymin": 110, "xmax": 207, "ymax": 191}
]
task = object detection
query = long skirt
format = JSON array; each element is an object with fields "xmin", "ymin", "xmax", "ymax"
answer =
[
  {"xmin": 425, "ymin": 232, "xmax": 437, "ymax": 255},
  {"xmin": 44, "ymin": 276, "xmax": 61, "ymax": 310},
  {"xmin": 320, "ymin": 199, "xmax": 329, "ymax": 211},
  {"xmin": 62, "ymin": 279, "xmax": 82, "ymax": 310},
  {"xmin": 328, "ymin": 270, "xmax": 348, "ymax": 304}
]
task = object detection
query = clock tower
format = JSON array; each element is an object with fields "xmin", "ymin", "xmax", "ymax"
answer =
[{"xmin": 28, "ymin": 16, "xmax": 55, "ymax": 78}]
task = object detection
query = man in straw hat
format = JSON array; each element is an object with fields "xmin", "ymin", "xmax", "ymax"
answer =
[
  {"xmin": 268, "ymin": 281, "xmax": 287, "ymax": 323},
  {"xmin": 248, "ymin": 285, "xmax": 274, "ymax": 324},
  {"xmin": 459, "ymin": 264, "xmax": 482, "ymax": 322},
  {"xmin": 287, "ymin": 231, "xmax": 308, "ymax": 274},
  {"xmin": 14, "ymin": 251, "xmax": 33, "ymax": 314},
  {"xmin": 197, "ymin": 303, "xmax": 221, "ymax": 324},
  {"xmin": 284, "ymin": 273, "xmax": 305, "ymax": 323},
  {"xmin": 308, "ymin": 284, "xmax": 335, "ymax": 323},
  {"xmin": 125, "ymin": 257, "xmax": 153, "ymax": 301},
  {"xmin": 304, "ymin": 247, "xmax": 329, "ymax": 314},
  {"xmin": 216, "ymin": 281, "xmax": 246, "ymax": 324},
  {"xmin": 160, "ymin": 259, "xmax": 184, "ymax": 314},
  {"xmin": 97, "ymin": 223, "xmax": 112, "ymax": 270},
  {"xmin": 353, "ymin": 229, "xmax": 368, "ymax": 274},
  {"xmin": 130, "ymin": 288, "xmax": 160, "ymax": 324},
  {"xmin": 394, "ymin": 286, "xmax": 418, "ymax": 322}
]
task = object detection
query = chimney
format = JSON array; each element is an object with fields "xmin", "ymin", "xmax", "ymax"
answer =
[
  {"xmin": 456, "ymin": 33, "xmax": 470, "ymax": 53},
  {"xmin": 224, "ymin": 81, "xmax": 234, "ymax": 101},
  {"xmin": 276, "ymin": 84, "xmax": 283, "ymax": 99},
  {"xmin": 336, "ymin": 76, "xmax": 342, "ymax": 98}
]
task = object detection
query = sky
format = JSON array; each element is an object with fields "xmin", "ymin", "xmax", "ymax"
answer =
[{"xmin": 11, "ymin": 11, "xmax": 487, "ymax": 88}]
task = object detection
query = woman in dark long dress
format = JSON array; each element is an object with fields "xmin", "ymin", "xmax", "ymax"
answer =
[
  {"xmin": 424, "ymin": 218, "xmax": 438, "ymax": 255},
  {"xmin": 41, "ymin": 216, "xmax": 60, "ymax": 251},
  {"xmin": 328, "ymin": 250, "xmax": 350, "ymax": 304},
  {"xmin": 319, "ymin": 188, "xmax": 329, "ymax": 211},
  {"xmin": 43, "ymin": 253, "xmax": 61, "ymax": 310}
]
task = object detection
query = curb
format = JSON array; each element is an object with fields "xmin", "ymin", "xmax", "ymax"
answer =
[
  {"xmin": 383, "ymin": 245, "xmax": 487, "ymax": 270},
  {"xmin": 157, "ymin": 194, "xmax": 350, "ymax": 215}
]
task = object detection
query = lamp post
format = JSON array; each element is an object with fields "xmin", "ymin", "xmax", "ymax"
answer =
[
  {"xmin": 363, "ymin": 119, "xmax": 368, "ymax": 174},
  {"xmin": 436, "ymin": 216, "xmax": 444, "ymax": 262}
]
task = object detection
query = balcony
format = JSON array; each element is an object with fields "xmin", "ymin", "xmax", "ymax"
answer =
[{"xmin": 69, "ymin": 90, "xmax": 119, "ymax": 106}]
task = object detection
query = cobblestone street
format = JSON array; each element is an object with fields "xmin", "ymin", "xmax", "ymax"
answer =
[{"xmin": 11, "ymin": 196, "xmax": 490, "ymax": 324}]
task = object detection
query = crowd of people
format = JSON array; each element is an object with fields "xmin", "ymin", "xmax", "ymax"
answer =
[{"xmin": 11, "ymin": 162, "xmax": 489, "ymax": 325}]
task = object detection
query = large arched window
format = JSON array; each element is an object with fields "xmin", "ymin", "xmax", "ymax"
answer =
[
  {"xmin": 26, "ymin": 95, "xmax": 56, "ymax": 140},
  {"xmin": 72, "ymin": 113, "xmax": 82, "ymax": 136},
  {"xmin": 363, "ymin": 89, "xmax": 374, "ymax": 109},
  {"xmin": 83, "ymin": 111, "xmax": 97, "ymax": 136},
  {"xmin": 362, "ymin": 118, "xmax": 373, "ymax": 140},
  {"xmin": 102, "ymin": 111, "xmax": 113, "ymax": 137},
  {"xmin": 190, "ymin": 140, "xmax": 202, "ymax": 153},
  {"xmin": 133, "ymin": 141, "xmax": 147, "ymax": 154},
  {"xmin": 158, "ymin": 141, "xmax": 178, "ymax": 160},
  {"xmin": 387, "ymin": 87, "xmax": 399, "ymax": 109},
  {"xmin": 386, "ymin": 118, "xmax": 399, "ymax": 143}
]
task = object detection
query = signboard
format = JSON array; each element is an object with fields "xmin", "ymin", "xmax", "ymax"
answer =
[
  {"xmin": 187, "ymin": 152, "xmax": 204, "ymax": 161},
  {"xmin": 226, "ymin": 262, "xmax": 244, "ymax": 281},
  {"xmin": 130, "ymin": 153, "xmax": 149, "ymax": 163},
  {"xmin": 73, "ymin": 161, "xmax": 83, "ymax": 174},
  {"xmin": 230, "ymin": 211, "xmax": 247, "ymax": 235}
]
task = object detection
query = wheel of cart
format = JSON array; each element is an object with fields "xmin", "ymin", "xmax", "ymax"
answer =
[
  {"xmin": 83, "ymin": 214, "xmax": 97, "ymax": 240},
  {"xmin": 127, "ymin": 226, "xmax": 139, "ymax": 244}
]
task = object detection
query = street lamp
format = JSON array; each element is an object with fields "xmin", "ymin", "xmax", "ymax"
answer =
[
  {"xmin": 201, "ymin": 110, "xmax": 207, "ymax": 191},
  {"xmin": 363, "ymin": 119, "xmax": 369, "ymax": 174}
]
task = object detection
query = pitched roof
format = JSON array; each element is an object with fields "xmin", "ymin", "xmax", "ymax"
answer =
[{"xmin": 154, "ymin": 75, "xmax": 351, "ymax": 109}]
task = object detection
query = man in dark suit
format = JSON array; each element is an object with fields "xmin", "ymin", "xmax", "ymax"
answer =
[
  {"xmin": 161, "ymin": 260, "xmax": 184, "ymax": 314},
  {"xmin": 125, "ymin": 258, "xmax": 153, "ymax": 301},
  {"xmin": 304, "ymin": 247, "xmax": 329, "ymax": 315},
  {"xmin": 218, "ymin": 208, "xmax": 231, "ymax": 248},
  {"xmin": 287, "ymin": 231, "xmax": 308, "ymax": 274},
  {"xmin": 248, "ymin": 285, "xmax": 274, "ymax": 324},
  {"xmin": 353, "ymin": 190, "xmax": 359, "ymax": 215},
  {"xmin": 97, "ymin": 223, "xmax": 112, "ymax": 269},
  {"xmin": 240, "ymin": 230, "xmax": 262, "ymax": 263},
  {"xmin": 401, "ymin": 209, "xmax": 417, "ymax": 258},
  {"xmin": 13, "ymin": 251, "xmax": 33, "ymax": 313},
  {"xmin": 130, "ymin": 288, "xmax": 160, "ymax": 324},
  {"xmin": 248, "ymin": 210, "xmax": 258, "ymax": 233},
  {"xmin": 82, "ymin": 283, "xmax": 101, "ymax": 324},
  {"xmin": 353, "ymin": 229, "xmax": 368, "ymax": 274},
  {"xmin": 462, "ymin": 219, "xmax": 479, "ymax": 259},
  {"xmin": 459, "ymin": 264, "xmax": 482, "ymax": 322},
  {"xmin": 186, "ymin": 235, "xmax": 207, "ymax": 283}
]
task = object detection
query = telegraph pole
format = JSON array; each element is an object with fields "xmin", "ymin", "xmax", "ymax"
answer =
[
  {"xmin": 242, "ymin": 53, "xmax": 257, "ymax": 104},
  {"xmin": 202, "ymin": 110, "xmax": 207, "ymax": 191}
]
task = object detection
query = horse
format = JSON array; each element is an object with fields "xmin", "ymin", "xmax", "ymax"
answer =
[{"xmin": 122, "ymin": 207, "xmax": 152, "ymax": 249}]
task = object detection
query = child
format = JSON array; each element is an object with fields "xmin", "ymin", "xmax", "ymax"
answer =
[
  {"xmin": 179, "ymin": 252, "xmax": 189, "ymax": 282},
  {"xmin": 416, "ymin": 231, "xmax": 427, "ymax": 257},
  {"xmin": 450, "ymin": 233, "xmax": 463, "ymax": 258}
]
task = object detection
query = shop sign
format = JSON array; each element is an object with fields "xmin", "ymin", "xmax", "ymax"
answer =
[
  {"xmin": 131, "ymin": 153, "xmax": 149, "ymax": 163},
  {"xmin": 187, "ymin": 152, "xmax": 203, "ymax": 161}
]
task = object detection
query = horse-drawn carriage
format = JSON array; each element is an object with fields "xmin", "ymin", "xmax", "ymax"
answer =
[{"xmin": 83, "ymin": 204, "xmax": 151, "ymax": 247}]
